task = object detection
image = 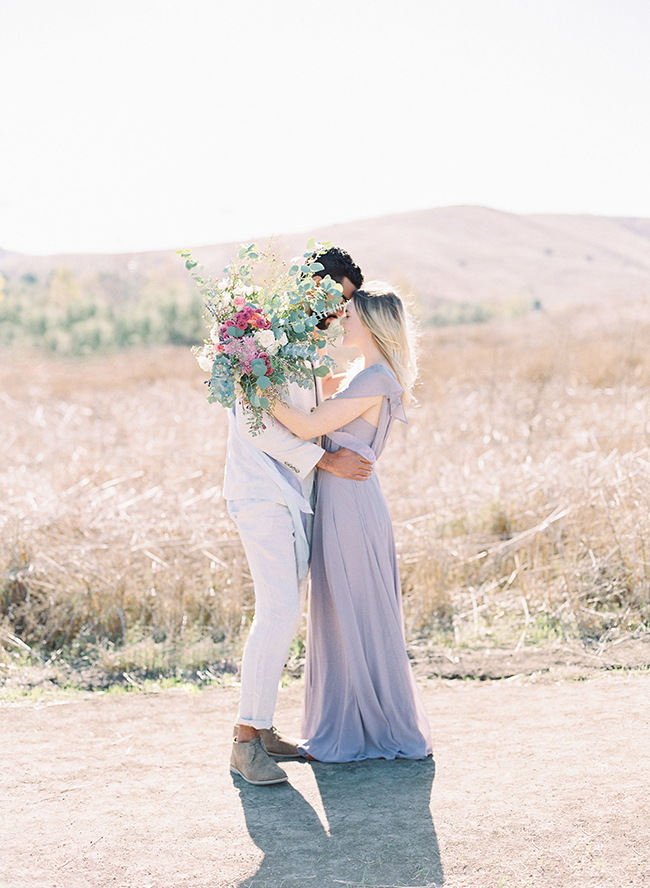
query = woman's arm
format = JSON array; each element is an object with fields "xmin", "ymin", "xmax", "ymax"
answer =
[
  {"xmin": 320, "ymin": 371, "xmax": 347, "ymax": 400},
  {"xmin": 270, "ymin": 391, "xmax": 381, "ymax": 440}
]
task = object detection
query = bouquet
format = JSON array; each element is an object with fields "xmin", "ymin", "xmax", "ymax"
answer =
[{"xmin": 180, "ymin": 239, "xmax": 344, "ymax": 433}]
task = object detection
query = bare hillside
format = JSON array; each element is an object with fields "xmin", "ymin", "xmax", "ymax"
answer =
[
  {"xmin": 2, "ymin": 205, "xmax": 649, "ymax": 311},
  {"xmin": 276, "ymin": 206, "xmax": 650, "ymax": 309}
]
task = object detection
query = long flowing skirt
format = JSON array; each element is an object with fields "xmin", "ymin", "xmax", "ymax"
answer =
[{"xmin": 299, "ymin": 471, "xmax": 432, "ymax": 763}]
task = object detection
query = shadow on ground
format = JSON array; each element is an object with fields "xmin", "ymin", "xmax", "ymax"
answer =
[{"xmin": 233, "ymin": 756, "xmax": 443, "ymax": 888}]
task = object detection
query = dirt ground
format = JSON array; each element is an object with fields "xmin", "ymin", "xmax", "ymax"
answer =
[{"xmin": 2, "ymin": 642, "xmax": 649, "ymax": 888}]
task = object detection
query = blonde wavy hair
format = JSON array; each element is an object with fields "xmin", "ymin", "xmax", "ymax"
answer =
[{"xmin": 351, "ymin": 283, "xmax": 418, "ymax": 402}]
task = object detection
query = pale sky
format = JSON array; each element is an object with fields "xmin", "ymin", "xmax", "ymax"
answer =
[{"xmin": 1, "ymin": 0, "xmax": 649, "ymax": 255}]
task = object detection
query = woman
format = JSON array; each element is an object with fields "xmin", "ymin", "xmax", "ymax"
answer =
[{"xmin": 270, "ymin": 284, "xmax": 432, "ymax": 762}]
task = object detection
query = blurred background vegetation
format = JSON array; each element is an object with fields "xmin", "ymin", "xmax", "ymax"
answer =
[
  {"xmin": 0, "ymin": 261, "xmax": 532, "ymax": 358},
  {"xmin": 0, "ymin": 265, "xmax": 205, "ymax": 354}
]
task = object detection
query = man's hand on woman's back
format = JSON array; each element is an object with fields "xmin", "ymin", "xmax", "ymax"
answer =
[{"xmin": 317, "ymin": 448, "xmax": 373, "ymax": 481}]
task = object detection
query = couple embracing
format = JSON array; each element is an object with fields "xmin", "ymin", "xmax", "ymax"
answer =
[{"xmin": 225, "ymin": 247, "xmax": 432, "ymax": 785}]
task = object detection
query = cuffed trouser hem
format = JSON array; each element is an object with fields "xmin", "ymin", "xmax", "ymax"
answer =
[{"xmin": 236, "ymin": 717, "xmax": 274, "ymax": 730}]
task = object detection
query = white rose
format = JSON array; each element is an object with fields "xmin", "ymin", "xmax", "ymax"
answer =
[
  {"xmin": 209, "ymin": 322, "xmax": 220, "ymax": 344},
  {"xmin": 197, "ymin": 355, "xmax": 213, "ymax": 372},
  {"xmin": 255, "ymin": 329, "xmax": 276, "ymax": 350},
  {"xmin": 266, "ymin": 331, "xmax": 288, "ymax": 356}
]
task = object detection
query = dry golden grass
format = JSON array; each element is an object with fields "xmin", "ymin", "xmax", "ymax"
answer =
[{"xmin": 1, "ymin": 306, "xmax": 650, "ymax": 679}]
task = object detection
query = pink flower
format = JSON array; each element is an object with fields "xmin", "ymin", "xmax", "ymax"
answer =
[
  {"xmin": 222, "ymin": 335, "xmax": 261, "ymax": 375},
  {"xmin": 252, "ymin": 313, "xmax": 272, "ymax": 330}
]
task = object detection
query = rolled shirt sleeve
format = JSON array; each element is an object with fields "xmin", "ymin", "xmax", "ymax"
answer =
[{"xmin": 235, "ymin": 402, "xmax": 324, "ymax": 480}]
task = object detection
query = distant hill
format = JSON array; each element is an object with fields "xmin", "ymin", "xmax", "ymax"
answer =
[{"xmin": 2, "ymin": 206, "xmax": 649, "ymax": 313}]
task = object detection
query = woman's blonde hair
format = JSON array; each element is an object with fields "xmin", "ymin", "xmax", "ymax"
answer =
[{"xmin": 352, "ymin": 283, "xmax": 418, "ymax": 402}]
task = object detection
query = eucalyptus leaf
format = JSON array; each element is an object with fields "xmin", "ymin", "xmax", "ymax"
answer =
[
  {"xmin": 313, "ymin": 365, "xmax": 330, "ymax": 377},
  {"xmin": 257, "ymin": 375, "xmax": 271, "ymax": 389},
  {"xmin": 251, "ymin": 359, "xmax": 268, "ymax": 377},
  {"xmin": 322, "ymin": 278, "xmax": 342, "ymax": 294}
]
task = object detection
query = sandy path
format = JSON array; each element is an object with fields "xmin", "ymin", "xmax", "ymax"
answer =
[{"xmin": 2, "ymin": 672, "xmax": 649, "ymax": 888}]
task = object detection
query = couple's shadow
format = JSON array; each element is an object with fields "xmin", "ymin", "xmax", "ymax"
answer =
[{"xmin": 233, "ymin": 756, "xmax": 443, "ymax": 888}]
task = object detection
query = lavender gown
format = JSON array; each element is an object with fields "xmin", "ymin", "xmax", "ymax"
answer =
[{"xmin": 300, "ymin": 364, "xmax": 433, "ymax": 762}]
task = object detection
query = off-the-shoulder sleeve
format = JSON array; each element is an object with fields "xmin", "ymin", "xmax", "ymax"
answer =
[{"xmin": 334, "ymin": 364, "xmax": 407, "ymax": 423}]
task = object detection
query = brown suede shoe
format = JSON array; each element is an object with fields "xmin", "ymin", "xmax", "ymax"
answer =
[
  {"xmin": 230, "ymin": 737, "xmax": 288, "ymax": 785},
  {"xmin": 259, "ymin": 726, "xmax": 301, "ymax": 758},
  {"xmin": 232, "ymin": 725, "xmax": 301, "ymax": 758}
]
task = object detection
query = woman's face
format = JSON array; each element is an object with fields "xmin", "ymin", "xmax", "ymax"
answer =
[{"xmin": 341, "ymin": 298, "xmax": 367, "ymax": 348}]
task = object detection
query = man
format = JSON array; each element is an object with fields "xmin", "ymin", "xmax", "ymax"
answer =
[
  {"xmin": 311, "ymin": 246, "xmax": 364, "ymax": 329},
  {"xmin": 227, "ymin": 246, "xmax": 370, "ymax": 785}
]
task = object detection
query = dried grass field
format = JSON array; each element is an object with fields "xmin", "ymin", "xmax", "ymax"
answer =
[{"xmin": 2, "ymin": 304, "xmax": 650, "ymax": 689}]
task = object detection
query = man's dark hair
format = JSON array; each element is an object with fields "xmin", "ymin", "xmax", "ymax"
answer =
[{"xmin": 310, "ymin": 246, "xmax": 364, "ymax": 288}]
